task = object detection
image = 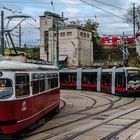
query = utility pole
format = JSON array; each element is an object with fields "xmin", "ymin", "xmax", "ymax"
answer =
[
  {"xmin": 1, "ymin": 11, "xmax": 4, "ymax": 56},
  {"xmin": 133, "ymin": 2, "xmax": 136, "ymax": 47},
  {"xmin": 122, "ymin": 32, "xmax": 129, "ymax": 66},
  {"xmin": 56, "ymin": 21, "xmax": 59, "ymax": 67},
  {"xmin": 19, "ymin": 24, "xmax": 21, "ymax": 48},
  {"xmin": 51, "ymin": 1, "xmax": 59, "ymax": 67}
]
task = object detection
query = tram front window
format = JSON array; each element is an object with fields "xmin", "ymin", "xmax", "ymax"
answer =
[
  {"xmin": 0, "ymin": 79, "xmax": 12, "ymax": 99},
  {"xmin": 127, "ymin": 70, "xmax": 140, "ymax": 88}
]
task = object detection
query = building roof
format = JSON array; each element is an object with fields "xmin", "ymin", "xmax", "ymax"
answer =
[
  {"xmin": 49, "ymin": 26, "xmax": 92, "ymax": 33},
  {"xmin": 44, "ymin": 11, "xmax": 60, "ymax": 19}
]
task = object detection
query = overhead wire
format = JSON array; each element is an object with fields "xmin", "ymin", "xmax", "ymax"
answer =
[
  {"xmin": 91, "ymin": 0, "xmax": 128, "ymax": 11},
  {"xmin": 0, "ymin": 1, "xmax": 128, "ymax": 6},
  {"xmin": 0, "ymin": 4, "xmax": 39, "ymax": 30},
  {"xmin": 0, "ymin": 4, "xmax": 40, "ymax": 47},
  {"xmin": 0, "ymin": 0, "xmax": 131, "ymax": 42},
  {"xmin": 90, "ymin": 0, "xmax": 104, "ymax": 35},
  {"xmin": 80, "ymin": 0, "xmax": 126, "ymax": 20}
]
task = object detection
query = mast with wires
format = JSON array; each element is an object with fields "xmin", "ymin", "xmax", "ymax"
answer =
[
  {"xmin": 5, "ymin": 15, "xmax": 36, "ymax": 55},
  {"xmin": 19, "ymin": 24, "xmax": 21, "ymax": 48}
]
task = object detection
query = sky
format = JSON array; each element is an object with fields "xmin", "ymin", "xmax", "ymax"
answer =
[{"xmin": 0, "ymin": 0, "xmax": 140, "ymax": 46}]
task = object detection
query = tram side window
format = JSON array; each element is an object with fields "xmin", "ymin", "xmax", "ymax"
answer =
[
  {"xmin": 32, "ymin": 74, "xmax": 39, "ymax": 94},
  {"xmin": 101, "ymin": 72, "xmax": 112, "ymax": 86},
  {"xmin": 47, "ymin": 74, "xmax": 51, "ymax": 90},
  {"xmin": 51, "ymin": 74, "xmax": 55, "ymax": 88},
  {"xmin": 115, "ymin": 72, "xmax": 126, "ymax": 88},
  {"xmin": 46, "ymin": 74, "xmax": 50, "ymax": 90},
  {"xmin": 60, "ymin": 73, "xmax": 76, "ymax": 84},
  {"xmin": 47, "ymin": 73, "xmax": 58, "ymax": 90},
  {"xmin": 15, "ymin": 74, "xmax": 30, "ymax": 97},
  {"xmin": 0, "ymin": 79, "xmax": 12, "ymax": 99},
  {"xmin": 82, "ymin": 72, "xmax": 97, "ymax": 84},
  {"xmin": 39, "ymin": 73, "xmax": 45, "ymax": 92},
  {"xmin": 52, "ymin": 74, "xmax": 58, "ymax": 88}
]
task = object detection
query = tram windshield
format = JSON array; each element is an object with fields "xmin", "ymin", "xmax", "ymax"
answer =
[
  {"xmin": 0, "ymin": 79, "xmax": 12, "ymax": 99},
  {"xmin": 127, "ymin": 70, "xmax": 140, "ymax": 87}
]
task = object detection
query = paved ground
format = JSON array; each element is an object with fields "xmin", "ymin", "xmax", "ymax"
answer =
[{"xmin": 23, "ymin": 90, "xmax": 140, "ymax": 140}]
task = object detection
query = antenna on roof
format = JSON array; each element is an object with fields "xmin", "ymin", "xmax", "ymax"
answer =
[{"xmin": 51, "ymin": 1, "xmax": 55, "ymax": 13}]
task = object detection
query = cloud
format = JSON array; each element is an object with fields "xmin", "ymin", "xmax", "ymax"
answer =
[
  {"xmin": 40, "ymin": 0, "xmax": 80, "ymax": 4},
  {"xmin": 1, "ymin": 0, "xmax": 140, "ymax": 45},
  {"xmin": 64, "ymin": 8, "xmax": 80, "ymax": 17}
]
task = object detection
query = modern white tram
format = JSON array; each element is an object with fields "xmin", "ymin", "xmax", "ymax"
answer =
[{"xmin": 60, "ymin": 66, "xmax": 140, "ymax": 96}]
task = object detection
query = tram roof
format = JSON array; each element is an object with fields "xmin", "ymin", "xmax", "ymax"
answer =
[
  {"xmin": 0, "ymin": 61, "xmax": 58, "ymax": 71},
  {"xmin": 59, "ymin": 66, "xmax": 140, "ymax": 73},
  {"xmin": 115, "ymin": 66, "xmax": 139, "ymax": 71}
]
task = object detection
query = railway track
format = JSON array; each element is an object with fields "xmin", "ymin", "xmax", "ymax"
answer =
[
  {"xmin": 22, "ymin": 90, "xmax": 139, "ymax": 140},
  {"xmin": 60, "ymin": 105, "xmax": 140, "ymax": 140}
]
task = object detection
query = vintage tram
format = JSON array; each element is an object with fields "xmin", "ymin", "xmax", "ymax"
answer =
[
  {"xmin": 0, "ymin": 57, "xmax": 60, "ymax": 135},
  {"xmin": 60, "ymin": 67, "xmax": 140, "ymax": 96}
]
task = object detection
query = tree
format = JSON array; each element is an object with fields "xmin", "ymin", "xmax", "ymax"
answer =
[
  {"xmin": 67, "ymin": 19, "xmax": 98, "ymax": 33},
  {"xmin": 124, "ymin": 5, "xmax": 140, "ymax": 31},
  {"xmin": 129, "ymin": 57, "xmax": 140, "ymax": 68},
  {"xmin": 83, "ymin": 19, "xmax": 99, "ymax": 35},
  {"xmin": 67, "ymin": 20, "xmax": 82, "ymax": 27}
]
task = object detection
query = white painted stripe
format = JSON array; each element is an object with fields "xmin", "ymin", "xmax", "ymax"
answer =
[{"xmin": 17, "ymin": 101, "xmax": 59, "ymax": 123}]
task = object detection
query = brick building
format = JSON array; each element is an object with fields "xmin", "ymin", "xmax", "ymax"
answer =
[{"xmin": 40, "ymin": 11, "xmax": 93, "ymax": 67}]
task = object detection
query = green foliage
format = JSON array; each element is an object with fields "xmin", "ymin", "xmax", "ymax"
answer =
[
  {"xmin": 16, "ymin": 48, "xmax": 40, "ymax": 59},
  {"xmin": 128, "ymin": 49, "xmax": 140, "ymax": 68},
  {"xmin": 94, "ymin": 47, "xmax": 138, "ymax": 65},
  {"xmin": 129, "ymin": 57, "xmax": 140, "ymax": 68},
  {"xmin": 68, "ymin": 21, "xmax": 77, "ymax": 27},
  {"xmin": 67, "ymin": 20, "xmax": 81, "ymax": 27},
  {"xmin": 67, "ymin": 19, "xmax": 98, "ymax": 34},
  {"xmin": 83, "ymin": 19, "xmax": 98, "ymax": 31}
]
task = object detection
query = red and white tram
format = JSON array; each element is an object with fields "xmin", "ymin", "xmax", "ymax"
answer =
[{"xmin": 0, "ymin": 58, "xmax": 60, "ymax": 135}]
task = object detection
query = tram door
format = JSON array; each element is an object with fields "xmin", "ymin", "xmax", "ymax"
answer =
[
  {"xmin": 82, "ymin": 72, "xmax": 97, "ymax": 91},
  {"xmin": 101, "ymin": 72, "xmax": 112, "ymax": 93},
  {"xmin": 14, "ymin": 73, "xmax": 31, "ymax": 121},
  {"xmin": 115, "ymin": 72, "xmax": 126, "ymax": 94}
]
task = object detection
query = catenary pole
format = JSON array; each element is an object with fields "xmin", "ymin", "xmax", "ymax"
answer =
[
  {"xmin": 133, "ymin": 2, "xmax": 136, "ymax": 47},
  {"xmin": 1, "ymin": 11, "xmax": 4, "ymax": 56}
]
